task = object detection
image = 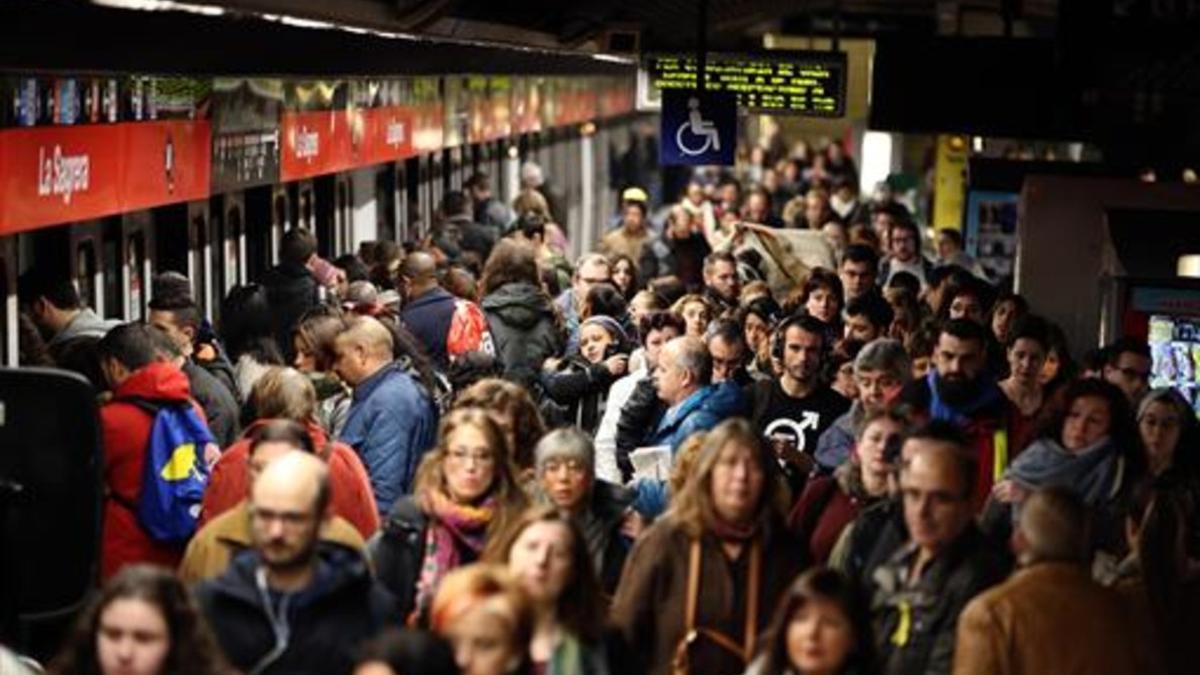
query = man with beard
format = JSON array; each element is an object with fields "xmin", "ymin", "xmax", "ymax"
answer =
[
  {"xmin": 900, "ymin": 319, "xmax": 1010, "ymax": 508},
  {"xmin": 749, "ymin": 315, "xmax": 850, "ymax": 498},
  {"xmin": 197, "ymin": 452, "xmax": 397, "ymax": 674}
]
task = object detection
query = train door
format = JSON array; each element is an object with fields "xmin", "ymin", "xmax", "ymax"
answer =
[
  {"xmin": 404, "ymin": 157, "xmax": 421, "ymax": 241},
  {"xmin": 446, "ymin": 146, "xmax": 463, "ymax": 191},
  {"xmin": 335, "ymin": 174, "xmax": 352, "ymax": 256},
  {"xmin": 244, "ymin": 185, "xmax": 272, "ymax": 284},
  {"xmin": 2, "ymin": 237, "xmax": 15, "ymax": 366},
  {"xmin": 187, "ymin": 201, "xmax": 213, "ymax": 321},
  {"xmin": 121, "ymin": 212, "xmax": 154, "ymax": 322},
  {"xmin": 69, "ymin": 221, "xmax": 104, "ymax": 318},
  {"xmin": 271, "ymin": 185, "xmax": 290, "ymax": 265},
  {"xmin": 152, "ymin": 203, "xmax": 189, "ymax": 276},
  {"xmin": 429, "ymin": 151, "xmax": 444, "ymax": 216},
  {"xmin": 376, "ymin": 164, "xmax": 397, "ymax": 243},
  {"xmin": 313, "ymin": 175, "xmax": 335, "ymax": 259}
]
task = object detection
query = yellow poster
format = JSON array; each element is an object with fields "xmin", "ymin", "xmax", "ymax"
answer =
[{"xmin": 933, "ymin": 134, "xmax": 968, "ymax": 230}]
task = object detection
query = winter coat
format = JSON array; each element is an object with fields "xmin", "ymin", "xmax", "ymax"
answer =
[
  {"xmin": 647, "ymin": 382, "xmax": 747, "ymax": 452},
  {"xmin": 339, "ymin": 363, "xmax": 438, "ymax": 519},
  {"xmin": 261, "ymin": 261, "xmax": 319, "ymax": 360},
  {"xmin": 829, "ymin": 496, "xmax": 908, "ymax": 591},
  {"xmin": 366, "ymin": 496, "xmax": 428, "ymax": 622},
  {"xmin": 179, "ymin": 501, "xmax": 364, "ymax": 583},
  {"xmin": 815, "ymin": 402, "xmax": 863, "ymax": 471},
  {"xmin": 539, "ymin": 355, "xmax": 618, "ymax": 435},
  {"xmin": 788, "ymin": 462, "xmax": 883, "ymax": 565},
  {"xmin": 400, "ymin": 286, "xmax": 458, "ymax": 369},
  {"xmin": 954, "ymin": 562, "xmax": 1140, "ymax": 675},
  {"xmin": 595, "ymin": 368, "xmax": 647, "ymax": 483},
  {"xmin": 201, "ymin": 419, "xmax": 380, "ymax": 539},
  {"xmin": 183, "ymin": 359, "xmax": 240, "ymax": 447},
  {"xmin": 194, "ymin": 339, "xmax": 241, "ymax": 402},
  {"xmin": 99, "ymin": 362, "xmax": 195, "ymax": 580},
  {"xmin": 195, "ymin": 543, "xmax": 398, "ymax": 675},
  {"xmin": 610, "ymin": 515, "xmax": 804, "ymax": 675},
  {"xmin": 900, "ymin": 375, "xmax": 1011, "ymax": 508},
  {"xmin": 482, "ymin": 282, "xmax": 564, "ymax": 387},
  {"xmin": 870, "ymin": 527, "xmax": 1009, "ymax": 675},
  {"xmin": 615, "ymin": 376, "xmax": 666, "ymax": 481}
]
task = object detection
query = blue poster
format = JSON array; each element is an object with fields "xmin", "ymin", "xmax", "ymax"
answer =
[{"xmin": 660, "ymin": 89, "xmax": 736, "ymax": 166}]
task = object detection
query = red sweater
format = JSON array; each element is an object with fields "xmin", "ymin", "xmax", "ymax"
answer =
[
  {"xmin": 788, "ymin": 473, "xmax": 873, "ymax": 565},
  {"xmin": 100, "ymin": 362, "xmax": 193, "ymax": 580},
  {"xmin": 200, "ymin": 419, "xmax": 380, "ymax": 538}
]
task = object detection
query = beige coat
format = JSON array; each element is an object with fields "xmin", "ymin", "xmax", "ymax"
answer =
[{"xmin": 179, "ymin": 501, "xmax": 365, "ymax": 583}]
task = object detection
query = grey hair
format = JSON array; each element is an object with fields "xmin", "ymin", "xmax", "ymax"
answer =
[
  {"xmin": 675, "ymin": 336, "xmax": 713, "ymax": 387},
  {"xmin": 854, "ymin": 338, "xmax": 911, "ymax": 382},
  {"xmin": 534, "ymin": 427, "xmax": 595, "ymax": 474}
]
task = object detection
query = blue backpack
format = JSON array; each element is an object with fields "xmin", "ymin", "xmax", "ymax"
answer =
[{"xmin": 119, "ymin": 398, "xmax": 214, "ymax": 543}]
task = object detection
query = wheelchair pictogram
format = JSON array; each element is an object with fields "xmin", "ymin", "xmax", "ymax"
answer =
[{"xmin": 675, "ymin": 97, "xmax": 722, "ymax": 157}]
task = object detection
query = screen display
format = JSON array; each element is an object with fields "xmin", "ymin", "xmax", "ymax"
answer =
[
  {"xmin": 1148, "ymin": 314, "xmax": 1200, "ymax": 418},
  {"xmin": 643, "ymin": 51, "xmax": 847, "ymax": 116}
]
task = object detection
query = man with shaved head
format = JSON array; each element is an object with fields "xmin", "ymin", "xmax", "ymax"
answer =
[
  {"xmin": 869, "ymin": 422, "xmax": 1008, "ymax": 675},
  {"xmin": 953, "ymin": 487, "xmax": 1140, "ymax": 675},
  {"xmin": 398, "ymin": 250, "xmax": 492, "ymax": 368},
  {"xmin": 335, "ymin": 316, "xmax": 437, "ymax": 516},
  {"xmin": 197, "ymin": 450, "xmax": 397, "ymax": 674}
]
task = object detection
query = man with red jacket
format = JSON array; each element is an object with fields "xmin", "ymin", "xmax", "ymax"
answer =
[{"xmin": 96, "ymin": 323, "xmax": 196, "ymax": 580}]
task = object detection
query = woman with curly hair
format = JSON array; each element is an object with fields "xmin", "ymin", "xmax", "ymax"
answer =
[{"xmin": 48, "ymin": 564, "xmax": 231, "ymax": 675}]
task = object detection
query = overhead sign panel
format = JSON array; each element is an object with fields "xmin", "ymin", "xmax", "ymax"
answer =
[{"xmin": 639, "ymin": 51, "xmax": 847, "ymax": 117}]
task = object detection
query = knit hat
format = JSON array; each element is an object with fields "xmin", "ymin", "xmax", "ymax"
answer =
[
  {"xmin": 580, "ymin": 315, "xmax": 629, "ymax": 349},
  {"xmin": 534, "ymin": 427, "xmax": 595, "ymax": 476}
]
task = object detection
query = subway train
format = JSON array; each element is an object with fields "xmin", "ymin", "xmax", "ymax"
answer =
[{"xmin": 0, "ymin": 73, "xmax": 642, "ymax": 367}]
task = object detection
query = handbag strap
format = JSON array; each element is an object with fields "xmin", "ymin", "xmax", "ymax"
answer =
[
  {"xmin": 683, "ymin": 537, "xmax": 702, "ymax": 635},
  {"xmin": 682, "ymin": 536, "xmax": 763, "ymax": 661},
  {"xmin": 743, "ymin": 538, "xmax": 762, "ymax": 658}
]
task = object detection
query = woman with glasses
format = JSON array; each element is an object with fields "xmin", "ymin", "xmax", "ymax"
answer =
[{"xmin": 369, "ymin": 408, "xmax": 528, "ymax": 626}]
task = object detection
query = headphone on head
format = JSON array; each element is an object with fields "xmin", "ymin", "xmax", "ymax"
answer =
[{"xmin": 771, "ymin": 313, "xmax": 813, "ymax": 362}]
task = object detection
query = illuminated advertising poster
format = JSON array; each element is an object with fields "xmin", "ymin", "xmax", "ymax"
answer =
[
  {"xmin": 210, "ymin": 78, "xmax": 282, "ymax": 192},
  {"xmin": 411, "ymin": 77, "xmax": 444, "ymax": 154},
  {"xmin": 511, "ymin": 77, "xmax": 543, "ymax": 135},
  {"xmin": 0, "ymin": 119, "xmax": 212, "ymax": 235}
]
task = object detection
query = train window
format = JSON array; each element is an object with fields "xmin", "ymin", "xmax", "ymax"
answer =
[
  {"xmin": 125, "ymin": 232, "xmax": 146, "ymax": 322},
  {"xmin": 75, "ymin": 241, "xmax": 98, "ymax": 312},
  {"xmin": 378, "ymin": 164, "xmax": 397, "ymax": 242}
]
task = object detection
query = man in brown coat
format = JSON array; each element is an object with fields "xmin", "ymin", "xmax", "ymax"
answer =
[{"xmin": 953, "ymin": 487, "xmax": 1141, "ymax": 675}]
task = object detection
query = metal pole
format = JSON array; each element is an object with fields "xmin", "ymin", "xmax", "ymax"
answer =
[{"xmin": 697, "ymin": 0, "xmax": 708, "ymax": 92}]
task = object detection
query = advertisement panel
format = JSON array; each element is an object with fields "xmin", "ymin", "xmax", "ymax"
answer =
[{"xmin": 0, "ymin": 119, "xmax": 211, "ymax": 235}]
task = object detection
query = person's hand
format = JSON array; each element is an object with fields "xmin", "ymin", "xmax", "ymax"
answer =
[
  {"xmin": 203, "ymin": 443, "xmax": 221, "ymax": 471},
  {"xmin": 992, "ymin": 480, "xmax": 1028, "ymax": 504},
  {"xmin": 542, "ymin": 357, "xmax": 561, "ymax": 372},
  {"xmin": 774, "ymin": 441, "xmax": 814, "ymax": 474},
  {"xmin": 605, "ymin": 354, "xmax": 629, "ymax": 376},
  {"xmin": 620, "ymin": 509, "xmax": 646, "ymax": 540}
]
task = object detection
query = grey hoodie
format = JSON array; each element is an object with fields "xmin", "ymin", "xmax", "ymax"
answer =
[{"xmin": 49, "ymin": 308, "xmax": 120, "ymax": 347}]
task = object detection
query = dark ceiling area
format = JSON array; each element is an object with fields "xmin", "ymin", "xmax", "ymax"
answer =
[{"xmin": 3, "ymin": 0, "xmax": 1200, "ymax": 166}]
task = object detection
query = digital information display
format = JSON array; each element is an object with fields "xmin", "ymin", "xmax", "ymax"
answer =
[{"xmin": 639, "ymin": 51, "xmax": 847, "ymax": 117}]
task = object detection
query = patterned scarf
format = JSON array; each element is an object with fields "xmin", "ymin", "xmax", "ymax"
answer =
[{"xmin": 409, "ymin": 491, "xmax": 495, "ymax": 626}]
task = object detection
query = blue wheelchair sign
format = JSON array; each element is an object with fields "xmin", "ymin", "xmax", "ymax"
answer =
[{"xmin": 660, "ymin": 90, "xmax": 736, "ymax": 166}]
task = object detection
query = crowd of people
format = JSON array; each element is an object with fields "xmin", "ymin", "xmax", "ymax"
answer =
[{"xmin": 6, "ymin": 149, "xmax": 1200, "ymax": 675}]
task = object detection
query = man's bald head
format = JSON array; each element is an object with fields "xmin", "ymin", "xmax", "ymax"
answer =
[
  {"xmin": 332, "ymin": 316, "xmax": 394, "ymax": 386},
  {"xmin": 1015, "ymin": 486, "xmax": 1089, "ymax": 565},
  {"xmin": 401, "ymin": 252, "xmax": 437, "ymax": 284},
  {"xmin": 251, "ymin": 451, "xmax": 331, "ymax": 520}
]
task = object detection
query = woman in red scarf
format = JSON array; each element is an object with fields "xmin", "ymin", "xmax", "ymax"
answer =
[
  {"xmin": 369, "ymin": 408, "xmax": 528, "ymax": 626},
  {"xmin": 610, "ymin": 419, "xmax": 805, "ymax": 675}
]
